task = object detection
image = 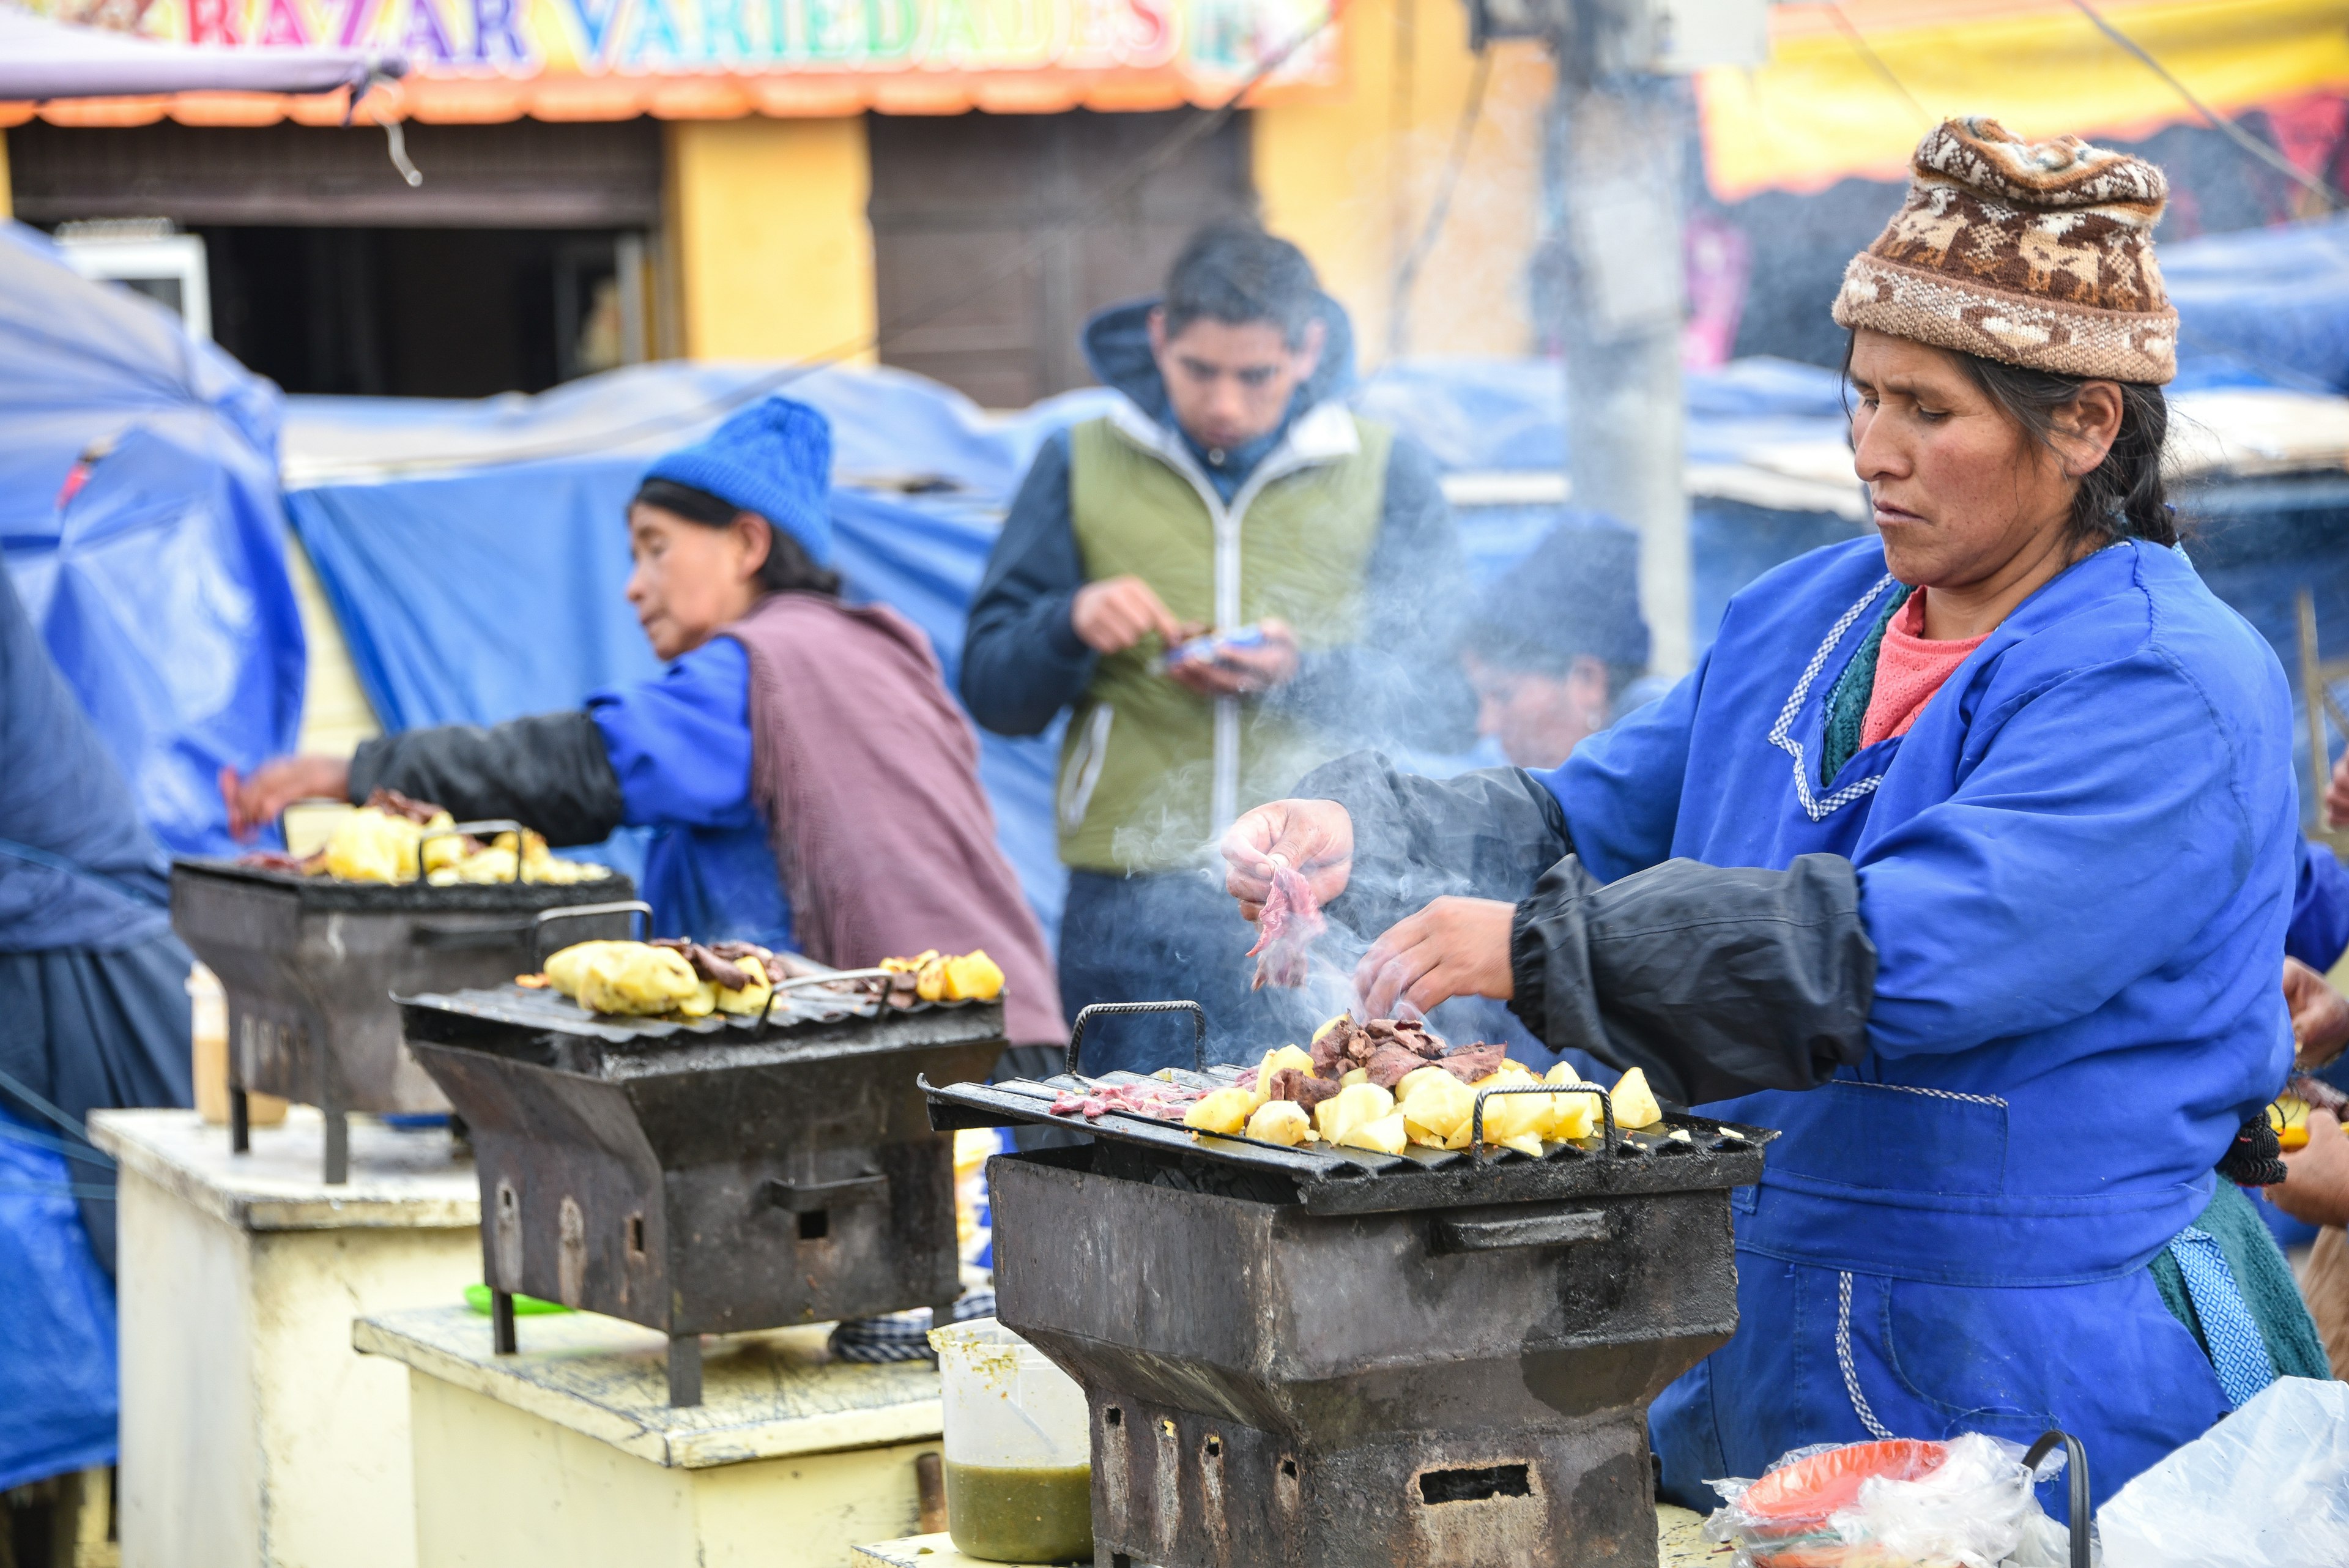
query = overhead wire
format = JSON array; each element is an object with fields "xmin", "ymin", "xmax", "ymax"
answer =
[
  {"xmin": 1825, "ymin": 2, "xmax": 1932, "ymax": 128},
  {"xmin": 344, "ymin": 13, "xmax": 1340, "ymax": 480},
  {"xmin": 2066, "ymin": 0, "xmax": 2343, "ymax": 211},
  {"xmin": 1387, "ymin": 47, "xmax": 1494, "ymax": 361}
]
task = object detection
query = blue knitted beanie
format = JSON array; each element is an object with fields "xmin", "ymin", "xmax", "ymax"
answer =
[{"xmin": 642, "ymin": 396, "xmax": 834, "ymax": 566}]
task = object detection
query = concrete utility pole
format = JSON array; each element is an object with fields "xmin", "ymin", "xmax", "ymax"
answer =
[{"xmin": 1470, "ymin": 0, "xmax": 1767, "ymax": 678}]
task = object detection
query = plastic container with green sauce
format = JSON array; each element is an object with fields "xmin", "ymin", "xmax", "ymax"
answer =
[{"xmin": 928, "ymin": 1319, "xmax": 1093, "ymax": 1564}]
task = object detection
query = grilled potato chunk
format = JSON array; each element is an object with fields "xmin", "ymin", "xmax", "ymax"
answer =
[
  {"xmin": 1336, "ymin": 1111, "xmax": 1408, "ymax": 1156},
  {"xmin": 1184, "ymin": 1086, "xmax": 1257, "ymax": 1135},
  {"xmin": 1244, "ymin": 1100, "xmax": 1313, "ymax": 1146},
  {"xmin": 1610, "ymin": 1066, "xmax": 1664, "ymax": 1131}
]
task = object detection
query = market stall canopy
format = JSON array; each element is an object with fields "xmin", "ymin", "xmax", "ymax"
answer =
[
  {"xmin": 1698, "ymin": 0, "xmax": 2349, "ymax": 201},
  {"xmin": 0, "ymin": 222, "xmax": 303, "ymax": 858},
  {"xmin": 0, "ymin": 0, "xmax": 1330, "ymax": 128},
  {"xmin": 0, "ymin": 6, "xmax": 401, "ymax": 101}
]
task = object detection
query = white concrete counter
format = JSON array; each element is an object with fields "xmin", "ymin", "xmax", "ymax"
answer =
[
  {"xmin": 92, "ymin": 1107, "xmax": 481, "ymax": 1568},
  {"xmin": 355, "ymin": 1304, "xmax": 944, "ymax": 1567}
]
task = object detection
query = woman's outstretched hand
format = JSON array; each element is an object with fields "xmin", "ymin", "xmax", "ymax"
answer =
[
  {"xmin": 220, "ymin": 756, "xmax": 352, "ymax": 841},
  {"xmin": 1354, "ymin": 897, "xmax": 1517, "ymax": 1018},
  {"xmin": 1221, "ymin": 799, "xmax": 1354, "ymax": 921}
]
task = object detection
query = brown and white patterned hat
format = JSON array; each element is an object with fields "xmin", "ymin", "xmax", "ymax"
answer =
[{"xmin": 1832, "ymin": 117, "xmax": 2178, "ymax": 384}]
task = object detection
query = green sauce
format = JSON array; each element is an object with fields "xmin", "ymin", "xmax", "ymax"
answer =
[{"xmin": 943, "ymin": 1461, "xmax": 1094, "ymax": 1564}]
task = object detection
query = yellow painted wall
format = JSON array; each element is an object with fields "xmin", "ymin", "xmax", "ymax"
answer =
[
  {"xmin": 1, "ymin": 128, "xmax": 12, "ymax": 219},
  {"xmin": 1255, "ymin": 0, "xmax": 1552, "ymax": 365},
  {"xmin": 667, "ymin": 116, "xmax": 877, "ymax": 364}
]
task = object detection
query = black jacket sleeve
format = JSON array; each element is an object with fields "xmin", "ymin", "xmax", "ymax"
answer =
[
  {"xmin": 1508, "ymin": 852, "xmax": 1876, "ymax": 1105},
  {"xmin": 960, "ymin": 433, "xmax": 1099, "ymax": 738},
  {"xmin": 347, "ymin": 710, "xmax": 624, "ymax": 848},
  {"xmin": 1271, "ymin": 436, "xmax": 1478, "ymax": 752},
  {"xmin": 1293, "ymin": 749, "xmax": 1572, "ymax": 938}
]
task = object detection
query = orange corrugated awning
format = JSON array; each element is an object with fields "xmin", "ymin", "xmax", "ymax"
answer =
[
  {"xmin": 0, "ymin": 0, "xmax": 1346, "ymax": 125},
  {"xmin": 1698, "ymin": 0, "xmax": 2349, "ymax": 200}
]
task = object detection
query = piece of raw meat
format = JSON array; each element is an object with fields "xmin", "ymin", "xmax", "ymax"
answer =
[{"xmin": 1247, "ymin": 865, "xmax": 1326, "ymax": 989}]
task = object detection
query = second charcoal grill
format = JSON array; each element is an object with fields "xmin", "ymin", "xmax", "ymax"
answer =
[{"xmin": 399, "ymin": 973, "xmax": 1008, "ymax": 1405}]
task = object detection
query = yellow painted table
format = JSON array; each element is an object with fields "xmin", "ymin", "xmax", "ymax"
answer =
[
  {"xmin": 91, "ymin": 1107, "xmax": 481, "ymax": 1568},
  {"xmin": 851, "ymin": 1505, "xmax": 1723, "ymax": 1567},
  {"xmin": 355, "ymin": 1304, "xmax": 946, "ymax": 1568}
]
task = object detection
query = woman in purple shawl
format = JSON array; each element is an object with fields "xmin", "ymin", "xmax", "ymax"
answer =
[{"xmin": 224, "ymin": 397, "xmax": 1065, "ymax": 1065}]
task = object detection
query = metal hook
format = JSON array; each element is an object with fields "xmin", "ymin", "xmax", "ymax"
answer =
[
  {"xmin": 758, "ymin": 967, "xmax": 896, "ymax": 1030},
  {"xmin": 1467, "ymin": 1082, "xmax": 1619, "ymax": 1165},
  {"xmin": 1064, "ymin": 1000, "xmax": 1208, "ymax": 1077},
  {"xmin": 529, "ymin": 902, "xmax": 651, "ymax": 967}
]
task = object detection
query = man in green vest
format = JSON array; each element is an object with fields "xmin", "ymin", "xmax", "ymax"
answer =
[{"xmin": 962, "ymin": 224, "xmax": 1474, "ymax": 1072}]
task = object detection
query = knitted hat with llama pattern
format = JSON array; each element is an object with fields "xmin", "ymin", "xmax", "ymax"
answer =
[{"xmin": 1832, "ymin": 117, "xmax": 2178, "ymax": 384}]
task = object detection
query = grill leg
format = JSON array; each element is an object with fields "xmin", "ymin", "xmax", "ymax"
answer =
[
  {"xmin": 491, "ymin": 1291, "xmax": 517, "ymax": 1355},
  {"xmin": 323, "ymin": 1111, "xmax": 349, "ymax": 1186},
  {"xmin": 229, "ymin": 1086, "xmax": 250, "ymax": 1154},
  {"xmin": 667, "ymin": 1335, "xmax": 703, "ymax": 1407}
]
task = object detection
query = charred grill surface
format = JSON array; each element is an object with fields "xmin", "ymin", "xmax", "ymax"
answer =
[{"xmin": 169, "ymin": 857, "xmax": 639, "ymax": 1182}]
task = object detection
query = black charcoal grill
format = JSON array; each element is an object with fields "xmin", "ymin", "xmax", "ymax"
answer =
[
  {"xmin": 924, "ymin": 1001, "xmax": 1775, "ymax": 1568},
  {"xmin": 170, "ymin": 853, "xmax": 639, "ymax": 1182},
  {"xmin": 398, "ymin": 972, "xmax": 1008, "ymax": 1405}
]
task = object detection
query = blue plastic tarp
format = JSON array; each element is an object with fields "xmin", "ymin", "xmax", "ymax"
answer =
[
  {"xmin": 0, "ymin": 1109, "xmax": 118, "ymax": 1493},
  {"xmin": 0, "ymin": 221, "xmax": 303, "ymax": 856},
  {"xmin": 2163, "ymin": 211, "xmax": 2349, "ymax": 394}
]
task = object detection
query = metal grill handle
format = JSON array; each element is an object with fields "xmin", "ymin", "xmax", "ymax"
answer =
[
  {"xmin": 1468, "ymin": 1082, "xmax": 1619, "ymax": 1165},
  {"xmin": 530, "ymin": 901, "xmax": 652, "ymax": 965},
  {"xmin": 760, "ymin": 967, "xmax": 894, "ymax": 1029},
  {"xmin": 1066, "ymin": 1000, "xmax": 1207, "ymax": 1076},
  {"xmin": 416, "ymin": 820, "xmax": 529, "ymax": 885},
  {"xmin": 2022, "ymin": 1430, "xmax": 2091, "ymax": 1568}
]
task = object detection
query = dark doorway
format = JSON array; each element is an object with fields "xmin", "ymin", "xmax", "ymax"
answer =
[
  {"xmin": 868, "ymin": 108, "xmax": 1256, "ymax": 409},
  {"xmin": 199, "ymin": 226, "xmax": 637, "ymax": 397}
]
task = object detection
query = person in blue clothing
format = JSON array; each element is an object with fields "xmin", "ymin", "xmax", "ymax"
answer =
[
  {"xmin": 960, "ymin": 224, "xmax": 1474, "ymax": 1069},
  {"xmin": 225, "ymin": 398, "xmax": 1066, "ymax": 1061},
  {"xmin": 1222, "ymin": 120, "xmax": 2324, "ymax": 1515}
]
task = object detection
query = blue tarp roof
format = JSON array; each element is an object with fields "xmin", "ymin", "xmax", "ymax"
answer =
[{"xmin": 0, "ymin": 221, "xmax": 303, "ymax": 858}]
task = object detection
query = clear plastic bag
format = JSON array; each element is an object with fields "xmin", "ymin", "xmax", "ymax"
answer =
[
  {"xmin": 2098, "ymin": 1377, "xmax": 2349, "ymax": 1568},
  {"xmin": 1706, "ymin": 1432, "xmax": 2074, "ymax": 1568}
]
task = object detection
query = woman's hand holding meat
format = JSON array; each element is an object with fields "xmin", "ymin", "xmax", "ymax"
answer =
[
  {"xmin": 2268, "ymin": 1109, "xmax": 2349, "ymax": 1229},
  {"xmin": 1354, "ymin": 896, "xmax": 1516, "ymax": 1018},
  {"xmin": 221, "ymin": 755, "xmax": 352, "ymax": 841},
  {"xmin": 2285, "ymin": 957, "xmax": 2349, "ymax": 1070},
  {"xmin": 1222, "ymin": 798, "xmax": 1353, "ymax": 921}
]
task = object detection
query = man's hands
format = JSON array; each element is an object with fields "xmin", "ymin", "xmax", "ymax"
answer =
[
  {"xmin": 2328, "ymin": 748, "xmax": 2349, "ymax": 828},
  {"xmin": 2286, "ymin": 956, "xmax": 2349, "ymax": 1071},
  {"xmin": 1069, "ymin": 578, "xmax": 1299, "ymax": 696},
  {"xmin": 220, "ymin": 756, "xmax": 351, "ymax": 841},
  {"xmin": 2268, "ymin": 1109, "xmax": 2349, "ymax": 1230},
  {"xmin": 1222, "ymin": 799, "xmax": 1353, "ymax": 921},
  {"xmin": 1167, "ymin": 618, "xmax": 1300, "ymax": 698},
  {"xmin": 1353, "ymin": 897, "xmax": 1517, "ymax": 1019},
  {"xmin": 1071, "ymin": 574, "xmax": 1183, "ymax": 656}
]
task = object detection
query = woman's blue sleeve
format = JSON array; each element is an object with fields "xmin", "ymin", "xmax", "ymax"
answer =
[
  {"xmin": 2291, "ymin": 837, "xmax": 2349, "ymax": 972},
  {"xmin": 1532, "ymin": 652, "xmax": 1707, "ymax": 884},
  {"xmin": 584, "ymin": 639, "xmax": 759, "ymax": 831}
]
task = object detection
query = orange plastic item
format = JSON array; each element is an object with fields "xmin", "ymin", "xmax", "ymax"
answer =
[{"xmin": 1740, "ymin": 1439, "xmax": 1949, "ymax": 1523}]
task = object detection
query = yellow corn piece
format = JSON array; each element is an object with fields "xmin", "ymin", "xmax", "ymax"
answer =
[
  {"xmin": 1315, "ymin": 1082, "xmax": 1394, "ymax": 1145},
  {"xmin": 543, "ymin": 941, "xmax": 624, "ymax": 1000},
  {"xmin": 1244, "ymin": 1100, "xmax": 1313, "ymax": 1146},
  {"xmin": 1611, "ymin": 1067, "xmax": 1664, "ymax": 1131},
  {"xmin": 1253, "ymin": 1045, "xmax": 1315, "ymax": 1102},
  {"xmin": 1337, "ymin": 1111, "xmax": 1408, "ymax": 1156},
  {"xmin": 711, "ymin": 976, "xmax": 772, "ymax": 1016},
  {"xmin": 1468, "ymin": 1069, "xmax": 1545, "ymax": 1146},
  {"xmin": 1397, "ymin": 1070, "xmax": 1474, "ymax": 1145},
  {"xmin": 941, "ymin": 951, "xmax": 1006, "ymax": 1001},
  {"xmin": 1542, "ymin": 1063, "xmax": 1600, "ymax": 1140},
  {"xmin": 1184, "ymin": 1087, "xmax": 1256, "ymax": 1135},
  {"xmin": 576, "ymin": 945, "xmax": 702, "ymax": 1017}
]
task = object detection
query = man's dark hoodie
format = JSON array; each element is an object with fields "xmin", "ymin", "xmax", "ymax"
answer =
[{"xmin": 960, "ymin": 295, "xmax": 1476, "ymax": 752}]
